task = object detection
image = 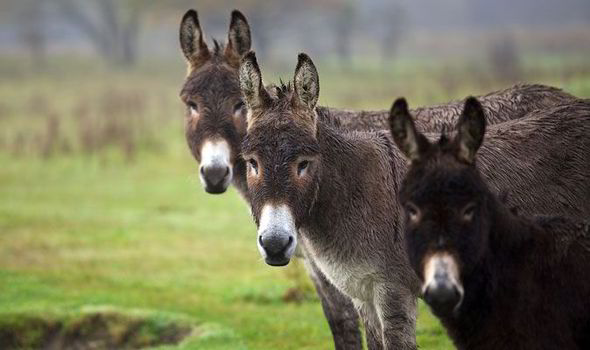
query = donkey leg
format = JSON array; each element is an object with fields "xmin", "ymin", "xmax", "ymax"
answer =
[
  {"xmin": 357, "ymin": 303, "xmax": 384, "ymax": 350},
  {"xmin": 375, "ymin": 286, "xmax": 418, "ymax": 350},
  {"xmin": 304, "ymin": 259, "xmax": 363, "ymax": 350},
  {"xmin": 365, "ymin": 324, "xmax": 384, "ymax": 350}
]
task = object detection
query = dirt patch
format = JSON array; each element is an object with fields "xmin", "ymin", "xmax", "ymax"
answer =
[{"xmin": 0, "ymin": 308, "xmax": 194, "ymax": 350}]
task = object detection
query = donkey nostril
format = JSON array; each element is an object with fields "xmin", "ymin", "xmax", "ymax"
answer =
[
  {"xmin": 260, "ymin": 232, "xmax": 291, "ymax": 256},
  {"xmin": 202, "ymin": 165, "xmax": 230, "ymax": 186},
  {"xmin": 200, "ymin": 166, "xmax": 205, "ymax": 176},
  {"xmin": 258, "ymin": 235, "xmax": 263, "ymax": 246},
  {"xmin": 288, "ymin": 236, "xmax": 293, "ymax": 245}
]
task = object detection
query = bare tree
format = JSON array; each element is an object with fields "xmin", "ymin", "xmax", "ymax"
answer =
[
  {"xmin": 488, "ymin": 35, "xmax": 522, "ymax": 82},
  {"xmin": 379, "ymin": 3, "xmax": 407, "ymax": 65},
  {"xmin": 3, "ymin": 0, "xmax": 49, "ymax": 71},
  {"xmin": 331, "ymin": 1, "xmax": 356, "ymax": 67},
  {"xmin": 54, "ymin": 0, "xmax": 146, "ymax": 67}
]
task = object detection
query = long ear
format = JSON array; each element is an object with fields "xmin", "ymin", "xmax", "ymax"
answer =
[
  {"xmin": 239, "ymin": 51, "xmax": 270, "ymax": 115},
  {"xmin": 455, "ymin": 96, "xmax": 486, "ymax": 164},
  {"xmin": 293, "ymin": 53, "xmax": 320, "ymax": 110},
  {"xmin": 389, "ymin": 98, "xmax": 430, "ymax": 162},
  {"xmin": 225, "ymin": 10, "xmax": 251, "ymax": 59},
  {"xmin": 179, "ymin": 9, "xmax": 210, "ymax": 68}
]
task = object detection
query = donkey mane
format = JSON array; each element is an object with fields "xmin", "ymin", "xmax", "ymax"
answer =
[
  {"xmin": 272, "ymin": 80, "xmax": 293, "ymax": 99},
  {"xmin": 208, "ymin": 39, "xmax": 225, "ymax": 57},
  {"xmin": 265, "ymin": 80, "xmax": 346, "ymax": 128},
  {"xmin": 200, "ymin": 39, "xmax": 234, "ymax": 65}
]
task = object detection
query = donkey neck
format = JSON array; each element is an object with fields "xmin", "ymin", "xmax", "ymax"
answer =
[
  {"xmin": 304, "ymin": 121, "xmax": 405, "ymax": 259},
  {"xmin": 442, "ymin": 197, "xmax": 538, "ymax": 348}
]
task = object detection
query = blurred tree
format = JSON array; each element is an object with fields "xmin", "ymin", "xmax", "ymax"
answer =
[
  {"xmin": 0, "ymin": 0, "xmax": 49, "ymax": 71},
  {"xmin": 488, "ymin": 35, "xmax": 522, "ymax": 83},
  {"xmin": 379, "ymin": 2, "xmax": 407, "ymax": 66},
  {"xmin": 330, "ymin": 1, "xmax": 356, "ymax": 67},
  {"xmin": 54, "ymin": 0, "xmax": 151, "ymax": 67}
]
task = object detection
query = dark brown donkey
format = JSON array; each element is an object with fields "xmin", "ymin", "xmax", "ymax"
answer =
[
  {"xmin": 178, "ymin": 9, "xmax": 579, "ymax": 349},
  {"xmin": 391, "ymin": 97, "xmax": 590, "ymax": 349},
  {"xmin": 239, "ymin": 52, "xmax": 590, "ymax": 349}
]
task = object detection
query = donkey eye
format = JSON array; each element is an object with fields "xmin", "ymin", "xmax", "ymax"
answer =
[
  {"xmin": 405, "ymin": 203, "xmax": 421, "ymax": 222},
  {"xmin": 297, "ymin": 160, "xmax": 310, "ymax": 176},
  {"xmin": 234, "ymin": 101, "xmax": 245, "ymax": 113},
  {"xmin": 462, "ymin": 203, "xmax": 477, "ymax": 222},
  {"xmin": 187, "ymin": 101, "xmax": 198, "ymax": 110},
  {"xmin": 247, "ymin": 158, "xmax": 258, "ymax": 173}
]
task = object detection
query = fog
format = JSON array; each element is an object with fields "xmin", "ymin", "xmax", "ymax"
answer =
[{"xmin": 1, "ymin": 0, "xmax": 589, "ymax": 69}]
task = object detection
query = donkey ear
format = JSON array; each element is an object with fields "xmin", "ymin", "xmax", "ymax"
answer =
[
  {"xmin": 226, "ymin": 10, "xmax": 251, "ymax": 58},
  {"xmin": 389, "ymin": 98, "xmax": 429, "ymax": 162},
  {"xmin": 179, "ymin": 9, "xmax": 210, "ymax": 68},
  {"xmin": 455, "ymin": 97, "xmax": 486, "ymax": 164},
  {"xmin": 239, "ymin": 51, "xmax": 270, "ymax": 114},
  {"xmin": 293, "ymin": 53, "xmax": 320, "ymax": 110}
]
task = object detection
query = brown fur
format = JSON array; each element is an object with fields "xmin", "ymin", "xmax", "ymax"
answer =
[{"xmin": 392, "ymin": 98, "xmax": 590, "ymax": 349}]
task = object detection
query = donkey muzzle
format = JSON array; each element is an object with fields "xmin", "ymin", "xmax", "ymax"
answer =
[
  {"xmin": 256, "ymin": 204, "xmax": 298, "ymax": 266},
  {"xmin": 259, "ymin": 230, "xmax": 295, "ymax": 266},
  {"xmin": 200, "ymin": 164, "xmax": 231, "ymax": 194},
  {"xmin": 423, "ymin": 276, "xmax": 463, "ymax": 314},
  {"xmin": 422, "ymin": 252, "xmax": 464, "ymax": 314},
  {"xmin": 199, "ymin": 139, "xmax": 232, "ymax": 194}
]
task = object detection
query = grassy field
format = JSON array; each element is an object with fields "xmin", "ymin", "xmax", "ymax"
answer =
[{"xmin": 1, "ymin": 56, "xmax": 589, "ymax": 349}]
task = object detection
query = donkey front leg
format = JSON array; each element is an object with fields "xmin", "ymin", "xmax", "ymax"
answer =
[
  {"xmin": 356, "ymin": 302, "xmax": 384, "ymax": 350},
  {"xmin": 376, "ymin": 287, "xmax": 418, "ymax": 350},
  {"xmin": 304, "ymin": 258, "xmax": 363, "ymax": 350}
]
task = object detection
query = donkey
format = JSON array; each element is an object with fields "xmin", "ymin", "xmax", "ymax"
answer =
[
  {"xmin": 178, "ymin": 9, "xmax": 580, "ymax": 349},
  {"xmin": 240, "ymin": 51, "xmax": 422, "ymax": 349},
  {"xmin": 238, "ymin": 52, "xmax": 590, "ymax": 349},
  {"xmin": 390, "ymin": 97, "xmax": 590, "ymax": 349},
  {"xmin": 179, "ymin": 9, "xmax": 251, "ymax": 194}
]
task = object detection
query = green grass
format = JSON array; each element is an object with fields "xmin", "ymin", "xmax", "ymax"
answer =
[
  {"xmin": 0, "ymin": 144, "xmax": 451, "ymax": 349},
  {"xmin": 1, "ymin": 55, "xmax": 589, "ymax": 349}
]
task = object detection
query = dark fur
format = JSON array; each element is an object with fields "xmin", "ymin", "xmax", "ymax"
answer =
[{"xmin": 392, "ymin": 98, "xmax": 590, "ymax": 349}]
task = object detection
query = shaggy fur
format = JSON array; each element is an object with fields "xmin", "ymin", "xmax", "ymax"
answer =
[
  {"xmin": 328, "ymin": 83, "xmax": 577, "ymax": 132},
  {"xmin": 392, "ymin": 98, "xmax": 590, "ymax": 349}
]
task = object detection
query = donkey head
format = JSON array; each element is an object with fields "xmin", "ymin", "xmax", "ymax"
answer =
[
  {"xmin": 179, "ymin": 9, "xmax": 251, "ymax": 193},
  {"xmin": 239, "ymin": 52, "xmax": 321, "ymax": 266},
  {"xmin": 390, "ymin": 97, "xmax": 491, "ymax": 316}
]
